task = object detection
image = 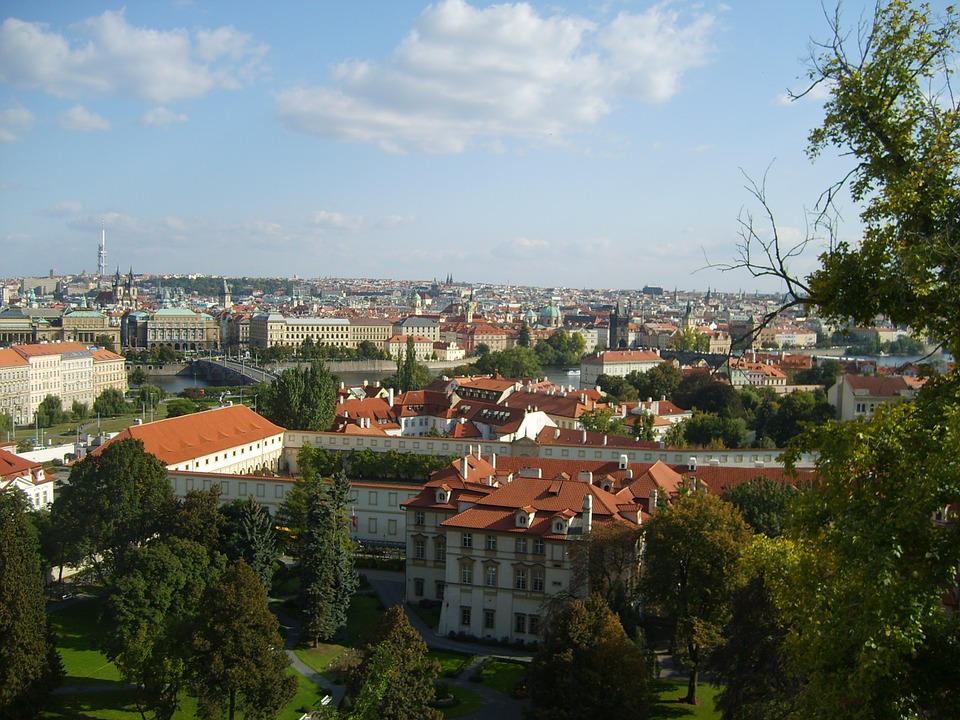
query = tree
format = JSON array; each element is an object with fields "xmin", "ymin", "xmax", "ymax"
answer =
[
  {"xmin": 642, "ymin": 491, "xmax": 753, "ymax": 705},
  {"xmin": 0, "ymin": 491, "xmax": 63, "ymax": 719},
  {"xmin": 518, "ymin": 323, "xmax": 531, "ymax": 347},
  {"xmin": 52, "ymin": 438, "xmax": 174, "ymax": 578},
  {"xmin": 578, "ymin": 407, "xmax": 628, "ymax": 436},
  {"xmin": 35, "ymin": 394, "xmax": 66, "ymax": 428},
  {"xmin": 526, "ymin": 594, "xmax": 654, "ymax": 720},
  {"xmin": 94, "ymin": 333, "xmax": 116, "ymax": 352},
  {"xmin": 534, "ymin": 328, "xmax": 586, "ymax": 367},
  {"xmin": 128, "ymin": 366, "xmax": 148, "ymax": 386},
  {"xmin": 165, "ymin": 398, "xmax": 198, "ymax": 418},
  {"xmin": 626, "ymin": 363, "xmax": 682, "ymax": 402},
  {"xmin": 138, "ymin": 383, "xmax": 166, "ymax": 409},
  {"xmin": 300, "ymin": 471, "xmax": 358, "ymax": 645},
  {"xmin": 767, "ymin": 382, "xmax": 960, "ymax": 719},
  {"xmin": 721, "ymin": 477, "xmax": 797, "ymax": 538},
  {"xmin": 728, "ymin": 2, "xmax": 960, "ymax": 360},
  {"xmin": 474, "ymin": 346, "xmax": 542, "ymax": 378},
  {"xmin": 170, "ymin": 487, "xmax": 226, "ymax": 553},
  {"xmin": 103, "ymin": 538, "xmax": 224, "ymax": 720},
  {"xmin": 383, "ymin": 339, "xmax": 432, "ymax": 392},
  {"xmin": 670, "ymin": 326, "xmax": 710, "ymax": 352},
  {"xmin": 0, "ymin": 411, "xmax": 12, "ymax": 436},
  {"xmin": 793, "ymin": 360, "xmax": 842, "ymax": 388},
  {"xmin": 186, "ymin": 561, "xmax": 296, "ymax": 720},
  {"xmin": 678, "ymin": 410, "xmax": 747, "ymax": 449},
  {"xmin": 595, "ymin": 373, "xmax": 639, "ymax": 402},
  {"xmin": 762, "ymin": 390, "xmax": 833, "ymax": 447},
  {"xmin": 569, "ymin": 523, "xmax": 644, "ymax": 634},
  {"xmin": 346, "ymin": 605, "xmax": 441, "ymax": 720},
  {"xmin": 260, "ymin": 360, "xmax": 338, "ymax": 431},
  {"xmin": 674, "ymin": 374, "xmax": 745, "ymax": 418},
  {"xmin": 70, "ymin": 400, "xmax": 89, "ymax": 421},
  {"xmin": 221, "ymin": 497, "xmax": 280, "ymax": 589},
  {"xmin": 93, "ymin": 387, "xmax": 127, "ymax": 417},
  {"xmin": 712, "ymin": 573, "xmax": 800, "ymax": 720}
]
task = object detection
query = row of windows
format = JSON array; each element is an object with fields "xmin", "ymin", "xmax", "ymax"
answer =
[
  {"xmin": 458, "ymin": 607, "xmax": 540, "ymax": 635},
  {"xmin": 462, "ymin": 533, "xmax": 545, "ymax": 555},
  {"xmin": 458, "ymin": 562, "xmax": 544, "ymax": 591}
]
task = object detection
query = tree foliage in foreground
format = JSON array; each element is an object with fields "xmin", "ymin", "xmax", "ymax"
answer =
[
  {"xmin": 346, "ymin": 605, "xmax": 441, "ymax": 720},
  {"xmin": 767, "ymin": 380, "xmax": 960, "ymax": 719},
  {"xmin": 52, "ymin": 437, "xmax": 174, "ymax": 578},
  {"xmin": 641, "ymin": 491, "xmax": 753, "ymax": 705},
  {"xmin": 0, "ymin": 492, "xmax": 63, "ymax": 719},
  {"xmin": 259, "ymin": 360, "xmax": 338, "ymax": 431},
  {"xmin": 526, "ymin": 594, "xmax": 654, "ymax": 720},
  {"xmin": 186, "ymin": 561, "xmax": 296, "ymax": 720}
]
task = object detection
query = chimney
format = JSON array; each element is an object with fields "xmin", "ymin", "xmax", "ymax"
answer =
[
  {"xmin": 578, "ymin": 471, "xmax": 594, "ymax": 485},
  {"xmin": 619, "ymin": 454, "xmax": 628, "ymax": 470},
  {"xmin": 649, "ymin": 488, "xmax": 658, "ymax": 513},
  {"xmin": 688, "ymin": 456, "xmax": 698, "ymax": 472},
  {"xmin": 582, "ymin": 429, "xmax": 587, "ymax": 443},
  {"xmin": 554, "ymin": 428, "xmax": 561, "ymax": 439},
  {"xmin": 491, "ymin": 453, "xmax": 496, "ymax": 469},
  {"xmin": 461, "ymin": 456, "xmax": 469, "ymax": 480},
  {"xmin": 582, "ymin": 494, "xmax": 593, "ymax": 533},
  {"xmin": 388, "ymin": 387, "xmax": 395, "ymax": 405},
  {"xmin": 603, "ymin": 435, "xmax": 608, "ymax": 446}
]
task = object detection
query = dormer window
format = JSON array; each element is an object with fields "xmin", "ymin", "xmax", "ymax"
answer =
[
  {"xmin": 435, "ymin": 487, "xmax": 451, "ymax": 504},
  {"xmin": 554, "ymin": 520, "xmax": 567, "ymax": 534}
]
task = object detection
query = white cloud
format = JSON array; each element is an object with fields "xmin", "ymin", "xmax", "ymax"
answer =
[
  {"xmin": 59, "ymin": 105, "xmax": 110, "ymax": 131},
  {"xmin": 309, "ymin": 210, "xmax": 364, "ymax": 233},
  {"xmin": 0, "ymin": 104, "xmax": 33, "ymax": 142},
  {"xmin": 0, "ymin": 11, "xmax": 267, "ymax": 104},
  {"xmin": 141, "ymin": 106, "xmax": 188, "ymax": 126},
  {"xmin": 276, "ymin": 0, "xmax": 716, "ymax": 153}
]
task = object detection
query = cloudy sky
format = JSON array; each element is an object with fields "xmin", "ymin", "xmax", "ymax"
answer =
[{"xmin": 0, "ymin": 0, "xmax": 914, "ymax": 291}]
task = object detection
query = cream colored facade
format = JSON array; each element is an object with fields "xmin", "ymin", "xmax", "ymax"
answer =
[
  {"xmin": 249, "ymin": 313, "xmax": 402, "ymax": 351},
  {"xmin": 0, "ymin": 342, "xmax": 126, "ymax": 421}
]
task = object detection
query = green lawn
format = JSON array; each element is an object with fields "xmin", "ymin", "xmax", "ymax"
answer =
[
  {"xmin": 476, "ymin": 658, "xmax": 527, "ymax": 695},
  {"xmin": 49, "ymin": 599, "xmax": 122, "ymax": 687},
  {"xmin": 293, "ymin": 594, "xmax": 386, "ymax": 678},
  {"xmin": 428, "ymin": 650, "xmax": 473, "ymax": 678},
  {"xmin": 441, "ymin": 685, "xmax": 484, "ymax": 718},
  {"xmin": 652, "ymin": 680, "xmax": 721, "ymax": 719}
]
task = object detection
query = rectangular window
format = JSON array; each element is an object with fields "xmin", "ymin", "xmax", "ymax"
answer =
[
  {"xmin": 414, "ymin": 539, "xmax": 425, "ymax": 559},
  {"xmin": 514, "ymin": 613, "xmax": 526, "ymax": 634},
  {"xmin": 256, "ymin": 483, "xmax": 265, "ymax": 497},
  {"xmin": 414, "ymin": 577, "xmax": 424, "ymax": 596},
  {"xmin": 461, "ymin": 563, "xmax": 473, "ymax": 584},
  {"xmin": 485, "ymin": 566, "xmax": 497, "ymax": 588},
  {"xmin": 533, "ymin": 572, "xmax": 544, "ymax": 592},
  {"xmin": 528, "ymin": 615, "xmax": 540, "ymax": 635},
  {"xmin": 485, "ymin": 535, "xmax": 497, "ymax": 550},
  {"xmin": 462, "ymin": 533, "xmax": 473, "ymax": 548},
  {"xmin": 388, "ymin": 519, "xmax": 397, "ymax": 536},
  {"xmin": 415, "ymin": 510, "xmax": 425, "ymax": 525},
  {"xmin": 461, "ymin": 607, "xmax": 471, "ymax": 626},
  {"xmin": 435, "ymin": 541, "xmax": 446, "ymax": 562},
  {"xmin": 516, "ymin": 537, "xmax": 527, "ymax": 554},
  {"xmin": 368, "ymin": 491, "xmax": 378, "ymax": 506},
  {"xmin": 437, "ymin": 581, "xmax": 445, "ymax": 599},
  {"xmin": 388, "ymin": 492, "xmax": 398, "ymax": 507},
  {"xmin": 368, "ymin": 518, "xmax": 377, "ymax": 534},
  {"xmin": 484, "ymin": 609, "xmax": 496, "ymax": 629},
  {"xmin": 534, "ymin": 538, "xmax": 544, "ymax": 555},
  {"xmin": 515, "ymin": 568, "xmax": 527, "ymax": 590}
]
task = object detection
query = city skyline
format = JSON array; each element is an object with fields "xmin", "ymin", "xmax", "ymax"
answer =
[{"xmin": 0, "ymin": 0, "xmax": 923, "ymax": 290}]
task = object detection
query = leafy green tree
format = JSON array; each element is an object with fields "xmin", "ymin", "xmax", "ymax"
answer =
[
  {"xmin": 165, "ymin": 398, "xmax": 197, "ymax": 418},
  {"xmin": 93, "ymin": 387, "xmax": 127, "ymax": 417},
  {"xmin": 678, "ymin": 410, "xmax": 747, "ymax": 449},
  {"xmin": 474, "ymin": 346, "xmax": 543, "ymax": 378},
  {"xmin": 674, "ymin": 374, "xmax": 745, "ymax": 418},
  {"xmin": 260, "ymin": 360, "xmax": 338, "ymax": 431},
  {"xmin": 383, "ymin": 339, "xmax": 432, "ymax": 392},
  {"xmin": 595, "ymin": 373, "xmax": 639, "ymax": 402},
  {"xmin": 534, "ymin": 328, "xmax": 586, "ymax": 367},
  {"xmin": 526, "ymin": 594, "xmax": 653, "ymax": 720},
  {"xmin": 0, "ymin": 411, "xmax": 12, "ymax": 436},
  {"xmin": 356, "ymin": 340, "xmax": 385, "ymax": 360},
  {"xmin": 0, "ymin": 491, "xmax": 63, "ymax": 719},
  {"xmin": 712, "ymin": 574, "xmax": 800, "ymax": 720},
  {"xmin": 346, "ymin": 605, "xmax": 441, "ymax": 720},
  {"xmin": 763, "ymin": 390, "xmax": 833, "ymax": 447},
  {"xmin": 170, "ymin": 487, "xmax": 226, "ymax": 554},
  {"xmin": 138, "ymin": 383, "xmax": 166, "ymax": 408},
  {"xmin": 94, "ymin": 333, "xmax": 116, "ymax": 352},
  {"xmin": 35, "ymin": 395, "xmax": 66, "ymax": 428},
  {"xmin": 721, "ymin": 477, "xmax": 796, "ymax": 538},
  {"xmin": 186, "ymin": 560, "xmax": 296, "ymax": 720},
  {"xmin": 103, "ymin": 538, "xmax": 223, "ymax": 720},
  {"xmin": 578, "ymin": 407, "xmax": 628, "ymax": 436},
  {"xmin": 70, "ymin": 400, "xmax": 89, "ymax": 421},
  {"xmin": 626, "ymin": 363, "xmax": 682, "ymax": 402},
  {"xmin": 792, "ymin": 360, "xmax": 841, "ymax": 388},
  {"xmin": 299, "ymin": 442, "xmax": 342, "ymax": 479},
  {"xmin": 769, "ymin": 382, "xmax": 960, "ymax": 719},
  {"xmin": 642, "ymin": 491, "xmax": 753, "ymax": 705},
  {"xmin": 670, "ymin": 326, "xmax": 710, "ymax": 352},
  {"xmin": 300, "ymin": 471, "xmax": 358, "ymax": 645},
  {"xmin": 128, "ymin": 367, "xmax": 148, "ymax": 386},
  {"xmin": 52, "ymin": 438, "xmax": 174, "ymax": 578}
]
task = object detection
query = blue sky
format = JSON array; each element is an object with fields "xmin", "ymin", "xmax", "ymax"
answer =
[{"xmin": 0, "ymin": 1, "xmax": 923, "ymax": 291}]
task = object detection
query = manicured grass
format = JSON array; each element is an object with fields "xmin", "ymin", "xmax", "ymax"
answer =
[
  {"xmin": 294, "ymin": 594, "xmax": 386, "ymax": 677},
  {"xmin": 282, "ymin": 671, "xmax": 332, "ymax": 720},
  {"xmin": 49, "ymin": 598, "xmax": 122, "ymax": 687},
  {"xmin": 479, "ymin": 658, "xmax": 527, "ymax": 695},
  {"xmin": 428, "ymin": 650, "xmax": 473, "ymax": 678},
  {"xmin": 441, "ymin": 685, "xmax": 484, "ymax": 719},
  {"xmin": 652, "ymin": 680, "xmax": 721, "ymax": 719}
]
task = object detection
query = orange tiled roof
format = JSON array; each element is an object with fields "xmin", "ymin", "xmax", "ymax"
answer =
[{"xmin": 96, "ymin": 404, "xmax": 284, "ymax": 466}]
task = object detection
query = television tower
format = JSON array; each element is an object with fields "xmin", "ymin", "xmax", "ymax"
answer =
[{"xmin": 97, "ymin": 221, "xmax": 107, "ymax": 282}]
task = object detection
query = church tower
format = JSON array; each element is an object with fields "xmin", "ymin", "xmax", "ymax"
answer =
[{"xmin": 220, "ymin": 279, "xmax": 232, "ymax": 309}]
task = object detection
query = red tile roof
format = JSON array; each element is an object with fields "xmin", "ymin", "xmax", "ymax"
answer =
[{"xmin": 96, "ymin": 404, "xmax": 284, "ymax": 466}]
